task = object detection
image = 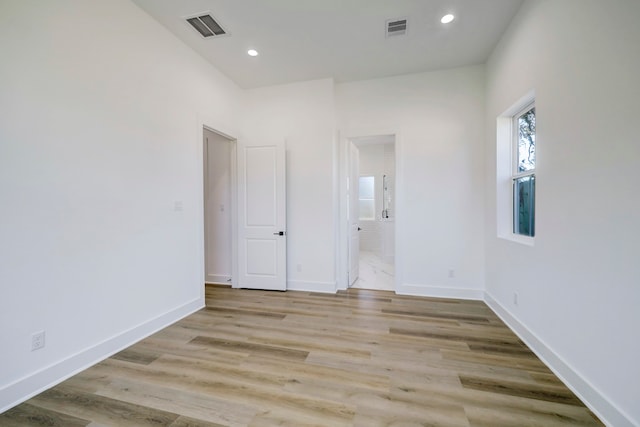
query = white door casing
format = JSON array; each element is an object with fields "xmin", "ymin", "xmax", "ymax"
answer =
[
  {"xmin": 348, "ymin": 142, "xmax": 360, "ymax": 287},
  {"xmin": 237, "ymin": 140, "xmax": 287, "ymax": 290}
]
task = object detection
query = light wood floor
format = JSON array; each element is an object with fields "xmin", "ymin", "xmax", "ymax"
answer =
[{"xmin": 1, "ymin": 285, "xmax": 603, "ymax": 426}]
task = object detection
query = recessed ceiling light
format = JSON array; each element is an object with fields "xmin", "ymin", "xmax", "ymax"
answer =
[
  {"xmin": 247, "ymin": 49, "xmax": 258, "ymax": 57},
  {"xmin": 441, "ymin": 14, "xmax": 455, "ymax": 24}
]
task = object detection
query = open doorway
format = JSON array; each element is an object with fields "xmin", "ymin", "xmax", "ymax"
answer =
[
  {"xmin": 348, "ymin": 135, "xmax": 395, "ymax": 291},
  {"xmin": 202, "ymin": 128, "xmax": 287, "ymax": 291},
  {"xmin": 203, "ymin": 127, "xmax": 235, "ymax": 285}
]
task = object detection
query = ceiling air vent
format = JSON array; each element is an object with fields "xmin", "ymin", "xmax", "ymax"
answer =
[
  {"xmin": 186, "ymin": 13, "xmax": 227, "ymax": 38},
  {"xmin": 386, "ymin": 18, "xmax": 408, "ymax": 37}
]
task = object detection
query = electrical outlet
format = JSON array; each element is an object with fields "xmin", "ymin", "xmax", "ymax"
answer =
[
  {"xmin": 296, "ymin": 264, "xmax": 302, "ymax": 272},
  {"xmin": 513, "ymin": 292, "xmax": 519, "ymax": 306},
  {"xmin": 448, "ymin": 269, "xmax": 455, "ymax": 278},
  {"xmin": 31, "ymin": 331, "xmax": 45, "ymax": 351}
]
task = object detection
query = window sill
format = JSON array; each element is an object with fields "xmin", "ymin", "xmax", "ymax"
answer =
[{"xmin": 498, "ymin": 233, "xmax": 535, "ymax": 247}]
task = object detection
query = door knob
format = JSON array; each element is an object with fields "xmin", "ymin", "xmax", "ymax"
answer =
[{"xmin": 273, "ymin": 231, "xmax": 286, "ymax": 236}]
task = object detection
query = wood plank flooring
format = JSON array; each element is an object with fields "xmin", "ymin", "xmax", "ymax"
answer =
[{"xmin": 1, "ymin": 285, "xmax": 604, "ymax": 426}]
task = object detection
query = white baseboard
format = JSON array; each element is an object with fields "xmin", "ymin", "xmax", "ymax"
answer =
[
  {"xmin": 0, "ymin": 298, "xmax": 204, "ymax": 414},
  {"xmin": 396, "ymin": 283, "xmax": 484, "ymax": 300},
  {"xmin": 484, "ymin": 292, "xmax": 635, "ymax": 427},
  {"xmin": 205, "ymin": 274, "xmax": 231, "ymax": 285},
  {"xmin": 287, "ymin": 280, "xmax": 336, "ymax": 293}
]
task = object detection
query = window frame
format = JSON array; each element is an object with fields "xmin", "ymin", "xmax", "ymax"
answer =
[
  {"xmin": 496, "ymin": 90, "xmax": 536, "ymax": 246},
  {"xmin": 511, "ymin": 101, "xmax": 536, "ymax": 239}
]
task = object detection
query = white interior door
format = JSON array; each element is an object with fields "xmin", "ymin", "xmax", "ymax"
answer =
[
  {"xmin": 237, "ymin": 140, "xmax": 286, "ymax": 290},
  {"xmin": 349, "ymin": 142, "xmax": 360, "ymax": 287}
]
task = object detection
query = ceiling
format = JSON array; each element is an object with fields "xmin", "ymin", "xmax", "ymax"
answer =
[{"xmin": 131, "ymin": 0, "xmax": 524, "ymax": 89}]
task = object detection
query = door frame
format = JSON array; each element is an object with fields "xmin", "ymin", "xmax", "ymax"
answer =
[
  {"xmin": 348, "ymin": 141, "xmax": 360, "ymax": 287},
  {"xmin": 199, "ymin": 123, "xmax": 239, "ymax": 293},
  {"xmin": 337, "ymin": 127, "xmax": 402, "ymax": 291}
]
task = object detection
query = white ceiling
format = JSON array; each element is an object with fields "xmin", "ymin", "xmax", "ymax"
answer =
[{"xmin": 131, "ymin": 0, "xmax": 524, "ymax": 89}]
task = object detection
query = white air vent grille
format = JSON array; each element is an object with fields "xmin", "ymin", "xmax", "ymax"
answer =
[
  {"xmin": 386, "ymin": 18, "xmax": 408, "ymax": 37},
  {"xmin": 186, "ymin": 13, "xmax": 227, "ymax": 38}
]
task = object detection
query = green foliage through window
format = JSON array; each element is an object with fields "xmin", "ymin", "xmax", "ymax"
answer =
[{"xmin": 513, "ymin": 176, "xmax": 535, "ymax": 236}]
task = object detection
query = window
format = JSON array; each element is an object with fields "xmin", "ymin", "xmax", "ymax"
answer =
[
  {"xmin": 358, "ymin": 176, "xmax": 375, "ymax": 220},
  {"xmin": 496, "ymin": 90, "xmax": 535, "ymax": 245},
  {"xmin": 512, "ymin": 104, "xmax": 536, "ymax": 237}
]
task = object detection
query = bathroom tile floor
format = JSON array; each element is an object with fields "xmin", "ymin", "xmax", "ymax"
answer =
[{"xmin": 351, "ymin": 250, "xmax": 395, "ymax": 291}]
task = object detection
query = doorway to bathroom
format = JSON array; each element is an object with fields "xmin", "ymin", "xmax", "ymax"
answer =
[{"xmin": 347, "ymin": 134, "xmax": 395, "ymax": 291}]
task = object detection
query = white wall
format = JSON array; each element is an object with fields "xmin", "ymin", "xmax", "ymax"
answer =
[
  {"xmin": 204, "ymin": 129, "xmax": 232, "ymax": 284},
  {"xmin": 484, "ymin": 1, "xmax": 640, "ymax": 426},
  {"xmin": 240, "ymin": 79, "xmax": 337, "ymax": 292},
  {"xmin": 0, "ymin": 0, "xmax": 240, "ymax": 411},
  {"xmin": 336, "ymin": 67, "xmax": 486, "ymax": 299}
]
